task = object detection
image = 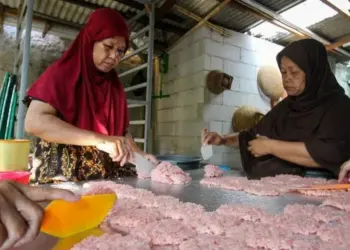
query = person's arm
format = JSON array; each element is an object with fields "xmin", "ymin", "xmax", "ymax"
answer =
[
  {"xmin": 268, "ymin": 140, "xmax": 320, "ymax": 168},
  {"xmin": 221, "ymin": 133, "xmax": 239, "ymax": 148},
  {"xmin": 25, "ymin": 100, "xmax": 106, "ymax": 146}
]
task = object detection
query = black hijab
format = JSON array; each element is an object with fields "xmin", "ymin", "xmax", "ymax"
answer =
[
  {"xmin": 276, "ymin": 39, "xmax": 344, "ymax": 111},
  {"xmin": 250, "ymin": 39, "xmax": 350, "ymax": 174}
]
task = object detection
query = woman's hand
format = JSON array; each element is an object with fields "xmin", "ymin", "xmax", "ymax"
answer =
[
  {"xmin": 338, "ymin": 160, "xmax": 350, "ymax": 183},
  {"xmin": 0, "ymin": 181, "xmax": 79, "ymax": 249},
  {"xmin": 248, "ymin": 135, "xmax": 272, "ymax": 157},
  {"xmin": 201, "ymin": 128, "xmax": 224, "ymax": 146},
  {"xmin": 96, "ymin": 136, "xmax": 133, "ymax": 166}
]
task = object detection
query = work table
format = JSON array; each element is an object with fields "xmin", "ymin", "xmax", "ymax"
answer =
[{"xmin": 13, "ymin": 169, "xmax": 321, "ymax": 250}]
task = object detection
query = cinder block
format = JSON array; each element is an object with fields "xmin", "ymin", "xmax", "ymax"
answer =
[
  {"xmin": 155, "ymin": 136, "xmax": 178, "ymax": 154},
  {"xmin": 201, "ymin": 104, "xmax": 235, "ymax": 122},
  {"xmin": 173, "ymin": 72, "xmax": 207, "ymax": 93},
  {"xmin": 209, "ymin": 121, "xmax": 223, "ymax": 134},
  {"xmin": 220, "ymin": 44, "xmax": 240, "ymax": 61},
  {"xmin": 175, "ymin": 136, "xmax": 201, "ymax": 155},
  {"xmin": 240, "ymin": 49, "xmax": 259, "ymax": 66},
  {"xmin": 157, "ymin": 109, "xmax": 174, "ymax": 122},
  {"xmin": 212, "ymin": 31, "xmax": 224, "ymax": 43},
  {"xmin": 204, "ymin": 39, "xmax": 222, "ymax": 57},
  {"xmin": 193, "ymin": 27, "xmax": 212, "ymax": 43},
  {"xmin": 192, "ymin": 71, "xmax": 209, "ymax": 88},
  {"xmin": 177, "ymin": 87, "xmax": 205, "ymax": 106},
  {"xmin": 224, "ymin": 60, "xmax": 258, "ymax": 81},
  {"xmin": 210, "ymin": 56, "xmax": 224, "ymax": 71},
  {"xmin": 205, "ymin": 90, "xmax": 224, "ymax": 105},
  {"xmin": 223, "ymin": 31, "xmax": 259, "ymax": 51},
  {"xmin": 188, "ymin": 40, "xmax": 206, "ymax": 60},
  {"xmin": 156, "ymin": 122, "xmax": 176, "ymax": 136},
  {"xmin": 223, "ymin": 90, "xmax": 253, "ymax": 107},
  {"xmin": 222, "ymin": 121, "xmax": 232, "ymax": 134},
  {"xmin": 239, "ymin": 78, "xmax": 259, "ymax": 95},
  {"xmin": 162, "ymin": 81, "xmax": 175, "ymax": 95},
  {"xmin": 193, "ymin": 54, "xmax": 211, "ymax": 73},
  {"xmin": 173, "ymin": 105, "xmax": 200, "ymax": 121},
  {"xmin": 157, "ymin": 95, "xmax": 176, "ymax": 110},
  {"xmin": 176, "ymin": 121, "xmax": 204, "ymax": 137}
]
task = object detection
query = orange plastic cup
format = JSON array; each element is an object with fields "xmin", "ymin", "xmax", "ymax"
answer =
[{"xmin": 0, "ymin": 171, "xmax": 30, "ymax": 184}]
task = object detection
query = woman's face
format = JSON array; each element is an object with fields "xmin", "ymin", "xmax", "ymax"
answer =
[
  {"xmin": 93, "ymin": 36, "xmax": 126, "ymax": 72},
  {"xmin": 280, "ymin": 56, "xmax": 306, "ymax": 96}
]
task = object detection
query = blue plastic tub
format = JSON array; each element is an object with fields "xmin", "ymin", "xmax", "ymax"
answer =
[{"xmin": 156, "ymin": 154, "xmax": 202, "ymax": 171}]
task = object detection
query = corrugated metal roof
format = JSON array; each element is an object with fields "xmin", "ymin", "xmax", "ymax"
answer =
[
  {"xmin": 0, "ymin": 0, "xmax": 348, "ymax": 59},
  {"xmin": 309, "ymin": 14, "xmax": 350, "ymax": 41},
  {"xmin": 211, "ymin": 5, "xmax": 259, "ymax": 31},
  {"xmin": 254, "ymin": 0, "xmax": 302, "ymax": 12}
]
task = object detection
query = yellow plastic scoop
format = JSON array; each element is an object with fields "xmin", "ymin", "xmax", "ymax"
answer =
[
  {"xmin": 41, "ymin": 193, "xmax": 116, "ymax": 238},
  {"xmin": 52, "ymin": 227, "xmax": 104, "ymax": 250}
]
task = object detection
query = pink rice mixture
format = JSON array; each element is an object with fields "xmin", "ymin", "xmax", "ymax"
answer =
[
  {"xmin": 149, "ymin": 161, "xmax": 192, "ymax": 185},
  {"xmin": 203, "ymin": 164, "xmax": 224, "ymax": 178},
  {"xmin": 72, "ymin": 175, "xmax": 350, "ymax": 249}
]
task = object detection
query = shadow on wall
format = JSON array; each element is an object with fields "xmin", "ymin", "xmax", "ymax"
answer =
[
  {"xmin": 0, "ymin": 25, "xmax": 72, "ymax": 143},
  {"xmin": 0, "ymin": 25, "xmax": 71, "ymax": 88}
]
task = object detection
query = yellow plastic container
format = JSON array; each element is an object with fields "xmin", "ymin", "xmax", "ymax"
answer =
[{"xmin": 0, "ymin": 139, "xmax": 30, "ymax": 171}]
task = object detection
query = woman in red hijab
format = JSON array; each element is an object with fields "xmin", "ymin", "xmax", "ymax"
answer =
[{"xmin": 24, "ymin": 8, "xmax": 156, "ymax": 184}]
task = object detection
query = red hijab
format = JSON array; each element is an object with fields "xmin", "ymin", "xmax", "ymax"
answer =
[{"xmin": 27, "ymin": 8, "xmax": 130, "ymax": 136}]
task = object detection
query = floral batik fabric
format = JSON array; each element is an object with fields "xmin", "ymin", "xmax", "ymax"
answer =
[{"xmin": 29, "ymin": 138, "xmax": 136, "ymax": 184}]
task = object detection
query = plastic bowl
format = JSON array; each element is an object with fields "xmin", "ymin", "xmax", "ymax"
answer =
[
  {"xmin": 0, "ymin": 139, "xmax": 31, "ymax": 171},
  {"xmin": 0, "ymin": 171, "xmax": 30, "ymax": 184}
]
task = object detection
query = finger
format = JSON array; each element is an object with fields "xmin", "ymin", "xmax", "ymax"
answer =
[
  {"xmin": 201, "ymin": 129, "xmax": 208, "ymax": 144},
  {"xmin": 115, "ymin": 140, "xmax": 125, "ymax": 162},
  {"xmin": 0, "ymin": 193, "xmax": 27, "ymax": 249},
  {"xmin": 7, "ymin": 189, "xmax": 43, "ymax": 248},
  {"xmin": 0, "ymin": 222, "xmax": 7, "ymax": 249},
  {"xmin": 126, "ymin": 144, "xmax": 134, "ymax": 163},
  {"xmin": 338, "ymin": 169, "xmax": 348, "ymax": 183},
  {"xmin": 16, "ymin": 184, "xmax": 80, "ymax": 202},
  {"xmin": 119, "ymin": 144, "xmax": 128, "ymax": 167},
  {"xmin": 203, "ymin": 133, "xmax": 214, "ymax": 145},
  {"xmin": 108, "ymin": 143, "xmax": 118, "ymax": 159}
]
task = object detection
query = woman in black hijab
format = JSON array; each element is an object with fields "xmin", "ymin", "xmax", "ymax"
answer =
[{"xmin": 202, "ymin": 39, "xmax": 350, "ymax": 179}]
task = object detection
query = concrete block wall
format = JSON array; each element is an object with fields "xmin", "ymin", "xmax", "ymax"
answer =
[{"xmin": 155, "ymin": 26, "xmax": 284, "ymax": 169}]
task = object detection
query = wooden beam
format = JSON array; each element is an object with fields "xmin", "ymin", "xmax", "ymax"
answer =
[
  {"xmin": 173, "ymin": 4, "xmax": 231, "ymax": 36},
  {"xmin": 326, "ymin": 35, "xmax": 350, "ymax": 50},
  {"xmin": 320, "ymin": 0, "xmax": 349, "ymax": 19},
  {"xmin": 155, "ymin": 0, "xmax": 176, "ymax": 20},
  {"xmin": 170, "ymin": 0, "xmax": 231, "ymax": 50}
]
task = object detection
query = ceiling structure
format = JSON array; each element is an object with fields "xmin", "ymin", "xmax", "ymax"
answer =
[{"xmin": 0, "ymin": 0, "xmax": 348, "ymax": 62}]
